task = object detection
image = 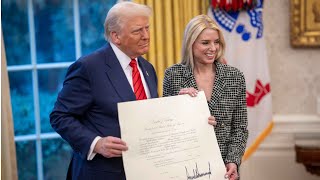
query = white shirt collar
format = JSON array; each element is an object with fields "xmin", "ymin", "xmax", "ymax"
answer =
[
  {"xmin": 110, "ymin": 42, "xmax": 137, "ymax": 70},
  {"xmin": 109, "ymin": 42, "xmax": 151, "ymax": 99}
]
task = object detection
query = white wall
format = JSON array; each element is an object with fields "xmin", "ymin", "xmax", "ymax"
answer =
[
  {"xmin": 239, "ymin": 0, "xmax": 320, "ymax": 179},
  {"xmin": 264, "ymin": 0, "xmax": 320, "ymax": 114},
  {"xmin": 240, "ymin": 115, "xmax": 320, "ymax": 180}
]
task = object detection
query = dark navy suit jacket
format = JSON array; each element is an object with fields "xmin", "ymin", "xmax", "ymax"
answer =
[{"xmin": 50, "ymin": 44, "xmax": 158, "ymax": 180}]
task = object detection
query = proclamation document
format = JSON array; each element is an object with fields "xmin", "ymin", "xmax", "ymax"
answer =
[{"xmin": 118, "ymin": 91, "xmax": 226, "ymax": 180}]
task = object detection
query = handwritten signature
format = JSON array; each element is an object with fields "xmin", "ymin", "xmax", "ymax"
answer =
[{"xmin": 185, "ymin": 162, "xmax": 212, "ymax": 180}]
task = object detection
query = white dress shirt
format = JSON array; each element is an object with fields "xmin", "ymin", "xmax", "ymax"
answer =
[{"xmin": 87, "ymin": 42, "xmax": 151, "ymax": 160}]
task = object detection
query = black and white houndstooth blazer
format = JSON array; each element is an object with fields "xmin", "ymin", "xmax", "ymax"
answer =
[{"xmin": 163, "ymin": 61, "xmax": 248, "ymax": 167}]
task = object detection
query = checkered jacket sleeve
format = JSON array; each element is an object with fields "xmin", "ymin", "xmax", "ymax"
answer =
[{"xmin": 163, "ymin": 63, "xmax": 248, "ymax": 167}]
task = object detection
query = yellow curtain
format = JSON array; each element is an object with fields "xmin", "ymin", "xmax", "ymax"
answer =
[
  {"xmin": 134, "ymin": 0, "xmax": 209, "ymax": 96},
  {"xmin": 1, "ymin": 29, "xmax": 18, "ymax": 180}
]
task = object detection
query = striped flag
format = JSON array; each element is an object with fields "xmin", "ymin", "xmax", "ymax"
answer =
[{"xmin": 208, "ymin": 0, "xmax": 273, "ymax": 160}]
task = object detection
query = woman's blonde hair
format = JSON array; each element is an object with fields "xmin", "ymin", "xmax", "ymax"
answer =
[{"xmin": 181, "ymin": 15, "xmax": 226, "ymax": 69}]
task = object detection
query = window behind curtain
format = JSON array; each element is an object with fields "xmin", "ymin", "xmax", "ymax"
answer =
[{"xmin": 1, "ymin": 0, "xmax": 117, "ymax": 179}]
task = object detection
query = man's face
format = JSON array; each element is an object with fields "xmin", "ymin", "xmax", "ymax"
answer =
[{"xmin": 115, "ymin": 16, "xmax": 150, "ymax": 59}]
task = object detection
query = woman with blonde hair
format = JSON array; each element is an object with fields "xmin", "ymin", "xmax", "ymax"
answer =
[{"xmin": 163, "ymin": 14, "xmax": 248, "ymax": 180}]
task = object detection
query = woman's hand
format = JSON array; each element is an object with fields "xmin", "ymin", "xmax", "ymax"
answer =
[
  {"xmin": 178, "ymin": 87, "xmax": 198, "ymax": 97},
  {"xmin": 225, "ymin": 163, "xmax": 238, "ymax": 180},
  {"xmin": 208, "ymin": 116, "xmax": 217, "ymax": 126}
]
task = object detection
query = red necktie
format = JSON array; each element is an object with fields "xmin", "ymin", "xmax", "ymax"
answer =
[{"xmin": 130, "ymin": 59, "xmax": 147, "ymax": 100}]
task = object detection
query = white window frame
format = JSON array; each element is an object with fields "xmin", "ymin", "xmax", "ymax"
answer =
[{"xmin": 8, "ymin": 0, "xmax": 81, "ymax": 179}]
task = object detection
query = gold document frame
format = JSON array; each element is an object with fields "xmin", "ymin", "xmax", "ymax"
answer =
[{"xmin": 290, "ymin": 0, "xmax": 320, "ymax": 47}]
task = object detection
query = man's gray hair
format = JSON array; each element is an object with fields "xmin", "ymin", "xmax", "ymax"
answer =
[{"xmin": 104, "ymin": 2, "xmax": 152, "ymax": 41}]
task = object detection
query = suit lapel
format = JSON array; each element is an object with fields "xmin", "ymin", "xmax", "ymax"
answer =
[
  {"xmin": 138, "ymin": 57, "xmax": 158, "ymax": 98},
  {"xmin": 182, "ymin": 65, "xmax": 197, "ymax": 89},
  {"xmin": 104, "ymin": 45, "xmax": 136, "ymax": 101},
  {"xmin": 180, "ymin": 62, "xmax": 225, "ymax": 106},
  {"xmin": 210, "ymin": 61, "xmax": 226, "ymax": 107}
]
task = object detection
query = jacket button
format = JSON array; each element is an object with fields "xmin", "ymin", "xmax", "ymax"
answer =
[{"xmin": 221, "ymin": 123, "xmax": 225, "ymax": 127}]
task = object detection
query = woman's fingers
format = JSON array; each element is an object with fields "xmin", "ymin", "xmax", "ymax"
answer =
[
  {"xmin": 178, "ymin": 88, "xmax": 198, "ymax": 97},
  {"xmin": 208, "ymin": 116, "xmax": 217, "ymax": 126},
  {"xmin": 225, "ymin": 163, "xmax": 238, "ymax": 180}
]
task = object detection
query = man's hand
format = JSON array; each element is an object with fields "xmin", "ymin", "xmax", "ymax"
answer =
[
  {"xmin": 94, "ymin": 136, "xmax": 128, "ymax": 158},
  {"xmin": 225, "ymin": 163, "xmax": 238, "ymax": 180}
]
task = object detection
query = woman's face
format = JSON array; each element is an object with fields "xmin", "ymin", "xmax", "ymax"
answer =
[{"xmin": 192, "ymin": 28, "xmax": 220, "ymax": 66}]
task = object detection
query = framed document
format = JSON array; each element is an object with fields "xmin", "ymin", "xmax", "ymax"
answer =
[
  {"xmin": 118, "ymin": 91, "xmax": 226, "ymax": 180},
  {"xmin": 290, "ymin": 0, "xmax": 320, "ymax": 47}
]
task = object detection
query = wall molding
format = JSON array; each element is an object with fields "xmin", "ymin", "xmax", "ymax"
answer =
[{"xmin": 252, "ymin": 114, "xmax": 320, "ymax": 157}]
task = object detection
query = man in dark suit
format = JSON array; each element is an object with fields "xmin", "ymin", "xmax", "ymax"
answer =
[{"xmin": 50, "ymin": 2, "xmax": 157, "ymax": 180}]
